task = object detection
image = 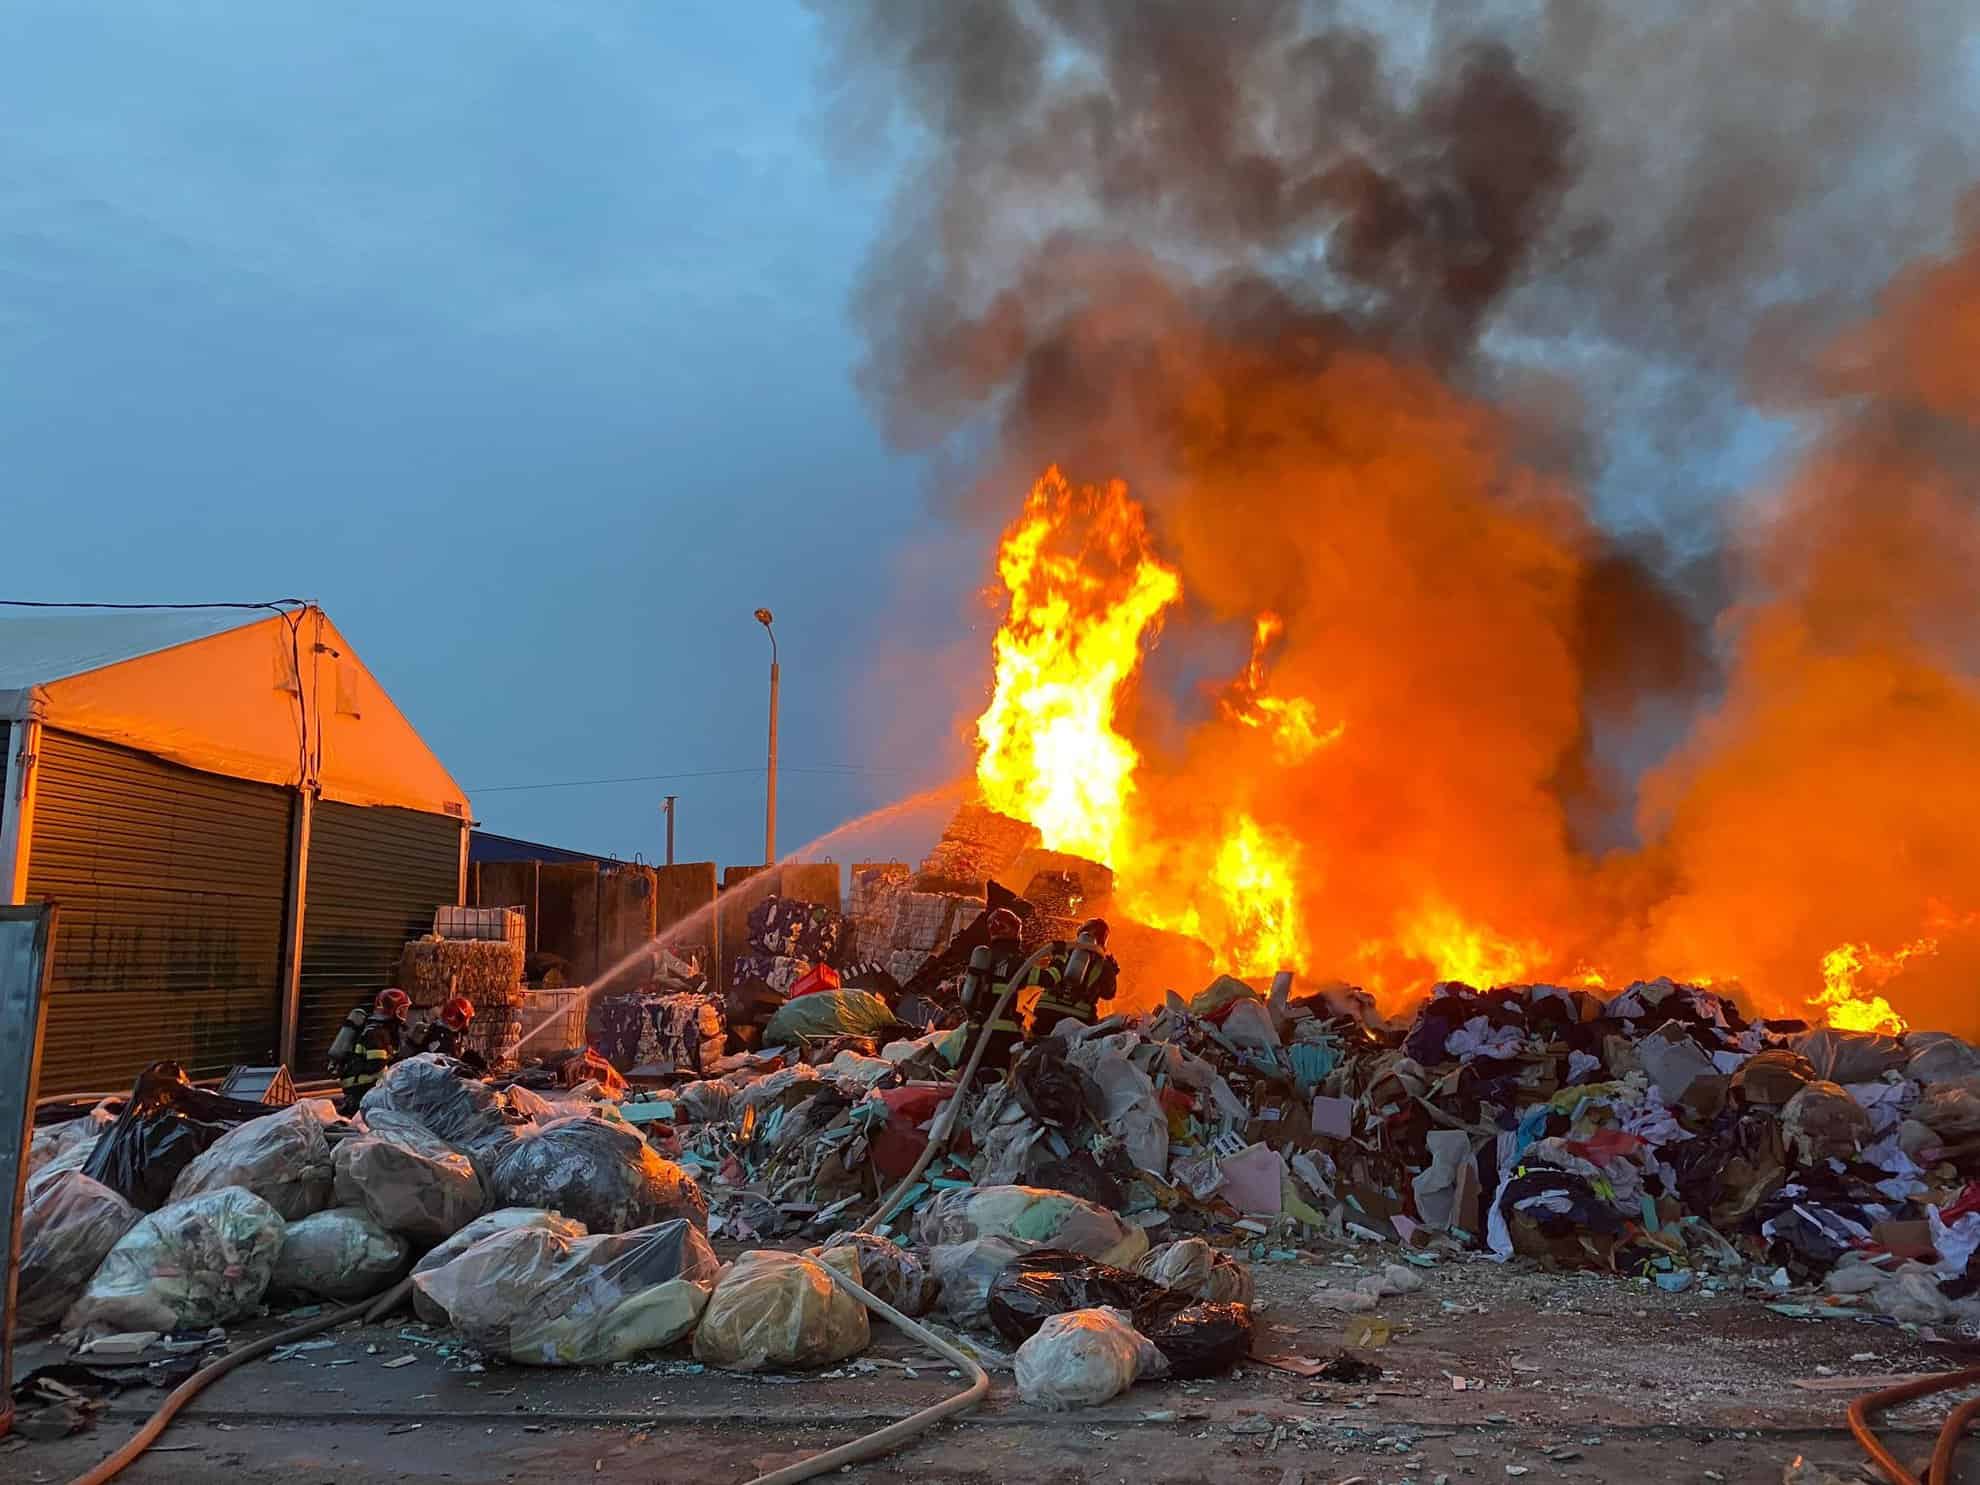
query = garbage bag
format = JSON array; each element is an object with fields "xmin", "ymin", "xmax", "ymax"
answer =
[
  {"xmin": 361, "ymin": 1054, "xmax": 519, "ymax": 1173},
  {"xmin": 1780, "ymin": 1081, "xmax": 1873, "ymax": 1166},
  {"xmin": 1011, "ymin": 1041, "xmax": 1099, "ymax": 1130},
  {"xmin": 28, "ymin": 1105, "xmax": 116, "ymax": 1178},
  {"xmin": 492, "ymin": 1116, "xmax": 707, "ymax": 1234},
  {"xmin": 333, "ymin": 1117, "xmax": 485, "ymax": 1244},
  {"xmin": 915, "ymin": 1185, "xmax": 1148, "ymax": 1269},
  {"xmin": 815, "ymin": 1231, "xmax": 938, "ymax": 1317},
  {"xmin": 83, "ymin": 1062, "xmax": 274, "ymax": 1211},
  {"xmin": 410, "ymin": 1207, "xmax": 589, "ymax": 1323},
  {"xmin": 1064, "ymin": 1046, "xmax": 1168, "ymax": 1175},
  {"xmin": 168, "ymin": 1099, "xmax": 339, "ymax": 1220},
  {"xmin": 1907, "ymin": 1034, "xmax": 1980, "ymax": 1086},
  {"xmin": 1014, "ymin": 1307, "xmax": 1167, "ymax": 1409},
  {"xmin": 692, "ymin": 1247, "xmax": 869, "ymax": 1371},
  {"xmin": 1791, "ymin": 1028, "xmax": 1909, "ymax": 1085},
  {"xmin": 16, "ymin": 1170, "xmax": 141, "ymax": 1330},
  {"xmin": 1134, "ymin": 1237, "xmax": 1253, "ymax": 1305},
  {"xmin": 761, "ymin": 990, "xmax": 897, "ymax": 1048},
  {"xmin": 986, "ymin": 1247, "xmax": 1252, "ymax": 1378},
  {"xmin": 1730, "ymin": 1049, "xmax": 1818, "ymax": 1107},
  {"xmin": 64, "ymin": 1186, "xmax": 286, "ymax": 1335},
  {"xmin": 273, "ymin": 1206, "xmax": 411, "ymax": 1301},
  {"xmin": 414, "ymin": 1219, "xmax": 718, "ymax": 1365},
  {"xmin": 1916, "ymin": 1079, "xmax": 1980, "ymax": 1144},
  {"xmin": 930, "ymin": 1235, "xmax": 1029, "ymax": 1330}
]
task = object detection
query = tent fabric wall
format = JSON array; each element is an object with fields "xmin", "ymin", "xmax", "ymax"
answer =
[
  {"xmin": 26, "ymin": 729, "xmax": 292, "ymax": 1092},
  {"xmin": 14, "ymin": 609, "xmax": 470, "ymax": 819}
]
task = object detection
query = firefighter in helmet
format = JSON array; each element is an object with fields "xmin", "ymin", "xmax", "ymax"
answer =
[
  {"xmin": 1023, "ymin": 917, "xmax": 1120, "ymax": 1043},
  {"xmin": 329, "ymin": 987, "xmax": 411, "ymax": 1113},
  {"xmin": 413, "ymin": 995, "xmax": 476, "ymax": 1060},
  {"xmin": 957, "ymin": 906, "xmax": 1029, "ymax": 1080}
]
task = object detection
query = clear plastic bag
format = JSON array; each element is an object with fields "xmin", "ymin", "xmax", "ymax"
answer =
[
  {"xmin": 491, "ymin": 1116, "xmax": 707, "ymax": 1234},
  {"xmin": 813, "ymin": 1231, "xmax": 939, "ymax": 1317},
  {"xmin": 412, "ymin": 1219, "xmax": 718, "ymax": 1365},
  {"xmin": 928, "ymin": 1235, "xmax": 1028, "ymax": 1330},
  {"xmin": 1133, "ymin": 1238, "xmax": 1254, "ymax": 1305},
  {"xmin": 692, "ymin": 1247, "xmax": 869, "ymax": 1372},
  {"xmin": 333, "ymin": 1116, "xmax": 485, "ymax": 1244},
  {"xmin": 168, "ymin": 1099, "xmax": 340, "ymax": 1220},
  {"xmin": 1014, "ymin": 1307, "xmax": 1167, "ymax": 1410},
  {"xmin": 64, "ymin": 1186, "xmax": 286, "ymax": 1335},
  {"xmin": 273, "ymin": 1206, "xmax": 411, "ymax": 1302},
  {"xmin": 410, "ymin": 1207, "xmax": 589, "ymax": 1324},
  {"xmin": 914, "ymin": 1185, "xmax": 1148, "ymax": 1269},
  {"xmin": 361, "ymin": 1054, "xmax": 521, "ymax": 1174},
  {"xmin": 28, "ymin": 1104, "xmax": 116, "ymax": 1178},
  {"xmin": 16, "ymin": 1169, "xmax": 141, "ymax": 1330}
]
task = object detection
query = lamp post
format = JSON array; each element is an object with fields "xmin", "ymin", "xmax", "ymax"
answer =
[{"xmin": 754, "ymin": 608, "xmax": 778, "ymax": 866}]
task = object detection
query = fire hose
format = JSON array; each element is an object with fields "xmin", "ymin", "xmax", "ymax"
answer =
[
  {"xmin": 62, "ymin": 952, "xmax": 1043, "ymax": 1485},
  {"xmin": 1846, "ymin": 1365, "xmax": 1980, "ymax": 1485}
]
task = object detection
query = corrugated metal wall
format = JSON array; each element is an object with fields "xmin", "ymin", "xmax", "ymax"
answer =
[
  {"xmin": 295, "ymin": 800, "xmax": 461, "ymax": 1074},
  {"xmin": 25, "ymin": 729, "xmax": 292, "ymax": 1091}
]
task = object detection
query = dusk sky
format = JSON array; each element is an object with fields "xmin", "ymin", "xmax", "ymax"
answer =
[{"xmin": 2, "ymin": 2, "xmax": 979, "ymax": 870}]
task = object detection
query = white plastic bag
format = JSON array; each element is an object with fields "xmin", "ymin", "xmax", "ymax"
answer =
[
  {"xmin": 333, "ymin": 1116, "xmax": 484, "ymax": 1244},
  {"xmin": 692, "ymin": 1247, "xmax": 869, "ymax": 1372},
  {"xmin": 915, "ymin": 1186, "xmax": 1148, "ymax": 1268},
  {"xmin": 410, "ymin": 1207, "xmax": 589, "ymax": 1324},
  {"xmin": 64, "ymin": 1186, "xmax": 286, "ymax": 1335},
  {"xmin": 412, "ymin": 1219, "xmax": 718, "ymax": 1366},
  {"xmin": 168, "ymin": 1099, "xmax": 339, "ymax": 1220},
  {"xmin": 929, "ymin": 1235, "xmax": 1029, "ymax": 1330},
  {"xmin": 16, "ymin": 1170, "xmax": 141, "ymax": 1330},
  {"xmin": 1134, "ymin": 1238, "xmax": 1253, "ymax": 1305},
  {"xmin": 28, "ymin": 1105, "xmax": 116, "ymax": 1178},
  {"xmin": 273, "ymin": 1206, "xmax": 411, "ymax": 1302},
  {"xmin": 491, "ymin": 1116, "xmax": 706, "ymax": 1234},
  {"xmin": 1014, "ymin": 1306, "xmax": 1167, "ymax": 1409}
]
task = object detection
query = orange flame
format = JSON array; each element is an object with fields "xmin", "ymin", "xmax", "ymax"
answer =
[{"xmin": 1813, "ymin": 938, "xmax": 1927, "ymax": 1034}]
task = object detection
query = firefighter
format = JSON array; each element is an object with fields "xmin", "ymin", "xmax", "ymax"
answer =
[
  {"xmin": 1024, "ymin": 917, "xmax": 1120, "ymax": 1043},
  {"xmin": 412, "ymin": 995, "xmax": 475, "ymax": 1060},
  {"xmin": 330, "ymin": 988, "xmax": 410, "ymax": 1113},
  {"xmin": 957, "ymin": 906, "xmax": 1028, "ymax": 1080}
]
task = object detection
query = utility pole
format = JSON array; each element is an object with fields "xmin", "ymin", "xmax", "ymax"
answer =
[
  {"xmin": 754, "ymin": 608, "xmax": 778, "ymax": 866},
  {"xmin": 661, "ymin": 795, "xmax": 677, "ymax": 866}
]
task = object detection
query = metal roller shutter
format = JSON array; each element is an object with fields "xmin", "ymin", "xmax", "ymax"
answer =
[
  {"xmin": 25, "ymin": 729, "xmax": 293, "ymax": 1092},
  {"xmin": 296, "ymin": 800, "xmax": 461, "ymax": 1072}
]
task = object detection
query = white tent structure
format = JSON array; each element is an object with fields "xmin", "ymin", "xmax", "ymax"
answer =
[{"xmin": 1, "ymin": 605, "xmax": 471, "ymax": 1091}]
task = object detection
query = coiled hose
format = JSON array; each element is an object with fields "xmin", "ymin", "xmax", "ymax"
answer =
[{"xmin": 64, "ymin": 956, "xmax": 1040, "ymax": 1485}]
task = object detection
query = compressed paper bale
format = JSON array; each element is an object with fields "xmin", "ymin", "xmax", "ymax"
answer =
[
  {"xmin": 397, "ymin": 935, "xmax": 525, "ymax": 1008},
  {"xmin": 413, "ymin": 1220, "xmax": 718, "ymax": 1366},
  {"xmin": 16, "ymin": 1170, "xmax": 142, "ymax": 1330},
  {"xmin": 168, "ymin": 1099, "xmax": 339, "ymax": 1221},
  {"xmin": 1133, "ymin": 1238, "xmax": 1253, "ymax": 1305},
  {"xmin": 491, "ymin": 1116, "xmax": 707, "ymax": 1234},
  {"xmin": 692, "ymin": 1248, "xmax": 869, "ymax": 1372},
  {"xmin": 1014, "ymin": 1307, "xmax": 1167, "ymax": 1410},
  {"xmin": 410, "ymin": 1207, "xmax": 589, "ymax": 1324},
  {"xmin": 273, "ymin": 1207, "xmax": 411, "ymax": 1301},
  {"xmin": 915, "ymin": 1186, "xmax": 1148, "ymax": 1269},
  {"xmin": 333, "ymin": 1118, "xmax": 484, "ymax": 1245},
  {"xmin": 65, "ymin": 1187, "xmax": 286, "ymax": 1335}
]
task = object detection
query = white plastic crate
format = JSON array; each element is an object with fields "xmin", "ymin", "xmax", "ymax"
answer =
[{"xmin": 434, "ymin": 905, "xmax": 528, "ymax": 955}]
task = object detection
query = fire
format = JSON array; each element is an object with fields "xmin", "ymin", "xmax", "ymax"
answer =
[
  {"xmin": 1222, "ymin": 613, "xmax": 1341, "ymax": 763},
  {"xmin": 974, "ymin": 469, "xmax": 1180, "ymax": 866},
  {"xmin": 1383, "ymin": 900, "xmax": 1542, "ymax": 992},
  {"xmin": 1813, "ymin": 939, "xmax": 1928, "ymax": 1034}
]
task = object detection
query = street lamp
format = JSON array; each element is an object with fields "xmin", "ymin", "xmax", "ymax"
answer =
[{"xmin": 755, "ymin": 608, "xmax": 778, "ymax": 866}]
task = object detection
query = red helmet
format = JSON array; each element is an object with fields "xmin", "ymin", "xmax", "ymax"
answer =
[
  {"xmin": 375, "ymin": 988, "xmax": 411, "ymax": 1019},
  {"xmin": 440, "ymin": 996, "xmax": 475, "ymax": 1031},
  {"xmin": 985, "ymin": 907, "xmax": 1023, "ymax": 941}
]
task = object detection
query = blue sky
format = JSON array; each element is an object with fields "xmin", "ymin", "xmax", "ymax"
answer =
[{"xmin": 1, "ymin": 2, "xmax": 980, "ymax": 868}]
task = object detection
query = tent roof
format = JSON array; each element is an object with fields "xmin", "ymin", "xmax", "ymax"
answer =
[
  {"xmin": 0, "ymin": 606, "xmax": 470, "ymax": 819},
  {"xmin": 0, "ymin": 608, "xmax": 264, "ymax": 688}
]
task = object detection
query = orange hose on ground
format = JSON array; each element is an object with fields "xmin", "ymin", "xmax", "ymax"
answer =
[{"xmin": 1847, "ymin": 1365, "xmax": 1980, "ymax": 1485}]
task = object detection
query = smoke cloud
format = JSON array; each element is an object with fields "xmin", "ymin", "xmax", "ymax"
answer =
[{"xmin": 812, "ymin": 0, "xmax": 1980, "ymax": 1028}]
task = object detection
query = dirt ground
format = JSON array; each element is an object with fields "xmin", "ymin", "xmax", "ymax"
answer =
[{"xmin": 13, "ymin": 1252, "xmax": 1980, "ymax": 1485}]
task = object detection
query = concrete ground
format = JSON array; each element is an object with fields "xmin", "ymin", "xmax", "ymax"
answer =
[{"xmin": 12, "ymin": 1253, "xmax": 1979, "ymax": 1485}]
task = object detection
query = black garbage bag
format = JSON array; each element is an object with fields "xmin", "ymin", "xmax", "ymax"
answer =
[
  {"xmin": 1011, "ymin": 1041, "xmax": 1101, "ymax": 1130},
  {"xmin": 83, "ymin": 1063, "xmax": 274, "ymax": 1211},
  {"xmin": 986, "ymin": 1247, "xmax": 1252, "ymax": 1378},
  {"xmin": 492, "ymin": 1115, "xmax": 708, "ymax": 1234}
]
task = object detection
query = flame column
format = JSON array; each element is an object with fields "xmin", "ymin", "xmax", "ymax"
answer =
[{"xmin": 755, "ymin": 607, "xmax": 778, "ymax": 865}]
